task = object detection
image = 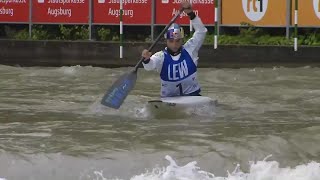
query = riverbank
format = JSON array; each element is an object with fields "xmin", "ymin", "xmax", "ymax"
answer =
[{"xmin": 1, "ymin": 40, "xmax": 320, "ymax": 68}]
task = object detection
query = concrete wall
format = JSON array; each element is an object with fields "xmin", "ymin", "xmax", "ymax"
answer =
[{"xmin": 0, "ymin": 40, "xmax": 320, "ymax": 68}]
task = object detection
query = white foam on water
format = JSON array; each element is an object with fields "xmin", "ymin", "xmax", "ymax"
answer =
[
  {"xmin": 134, "ymin": 106, "xmax": 152, "ymax": 119},
  {"xmin": 0, "ymin": 133, "xmax": 51, "ymax": 137},
  {"xmin": 57, "ymin": 65, "xmax": 82, "ymax": 75},
  {"xmin": 137, "ymin": 104, "xmax": 217, "ymax": 120},
  {"xmin": 84, "ymin": 94, "xmax": 151, "ymax": 120},
  {"xmin": 184, "ymin": 103, "xmax": 217, "ymax": 118},
  {"xmin": 92, "ymin": 155, "xmax": 320, "ymax": 180}
]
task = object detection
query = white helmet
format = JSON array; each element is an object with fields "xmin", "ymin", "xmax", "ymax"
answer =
[{"xmin": 164, "ymin": 23, "xmax": 184, "ymax": 39}]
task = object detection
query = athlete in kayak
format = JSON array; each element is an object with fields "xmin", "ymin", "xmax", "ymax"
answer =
[{"xmin": 141, "ymin": 0, "xmax": 207, "ymax": 98}]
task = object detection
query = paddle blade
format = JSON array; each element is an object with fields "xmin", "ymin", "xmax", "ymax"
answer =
[{"xmin": 100, "ymin": 71, "xmax": 137, "ymax": 109}]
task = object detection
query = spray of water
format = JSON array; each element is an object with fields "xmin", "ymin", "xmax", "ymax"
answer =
[{"xmin": 92, "ymin": 155, "xmax": 320, "ymax": 180}]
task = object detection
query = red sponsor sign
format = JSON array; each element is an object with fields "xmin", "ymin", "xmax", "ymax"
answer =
[
  {"xmin": 93, "ymin": 0, "xmax": 151, "ymax": 24},
  {"xmin": 32, "ymin": 0, "xmax": 89, "ymax": 23},
  {"xmin": 156, "ymin": 0, "xmax": 215, "ymax": 25},
  {"xmin": 0, "ymin": 0, "xmax": 29, "ymax": 23}
]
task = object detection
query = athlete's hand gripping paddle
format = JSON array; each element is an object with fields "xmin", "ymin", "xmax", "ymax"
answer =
[{"xmin": 100, "ymin": 8, "xmax": 184, "ymax": 109}]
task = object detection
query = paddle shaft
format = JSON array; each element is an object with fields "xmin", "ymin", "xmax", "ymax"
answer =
[{"xmin": 134, "ymin": 8, "xmax": 184, "ymax": 72}]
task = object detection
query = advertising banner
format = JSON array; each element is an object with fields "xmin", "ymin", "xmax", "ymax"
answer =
[
  {"xmin": 32, "ymin": 0, "xmax": 89, "ymax": 23},
  {"xmin": 0, "ymin": 0, "xmax": 29, "ymax": 23},
  {"xmin": 155, "ymin": 0, "xmax": 215, "ymax": 25},
  {"xmin": 93, "ymin": 0, "xmax": 151, "ymax": 24},
  {"xmin": 222, "ymin": 0, "xmax": 287, "ymax": 26},
  {"xmin": 292, "ymin": 0, "xmax": 320, "ymax": 26}
]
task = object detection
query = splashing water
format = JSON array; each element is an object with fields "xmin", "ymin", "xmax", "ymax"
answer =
[
  {"xmin": 91, "ymin": 155, "xmax": 320, "ymax": 180},
  {"xmin": 86, "ymin": 95, "xmax": 218, "ymax": 120}
]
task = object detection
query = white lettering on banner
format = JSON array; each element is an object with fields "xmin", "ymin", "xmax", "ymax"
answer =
[
  {"xmin": 0, "ymin": 0, "xmax": 26, "ymax": 4},
  {"xmin": 47, "ymin": 7, "xmax": 72, "ymax": 17},
  {"xmin": 173, "ymin": 0, "xmax": 213, "ymax": 4},
  {"xmin": 168, "ymin": 60, "xmax": 189, "ymax": 81},
  {"xmin": 0, "ymin": 6, "xmax": 13, "ymax": 16},
  {"xmin": 108, "ymin": 8, "xmax": 133, "ymax": 17},
  {"xmin": 47, "ymin": 0, "xmax": 85, "ymax": 4},
  {"xmin": 107, "ymin": 0, "xmax": 148, "ymax": 4},
  {"xmin": 172, "ymin": 8, "xmax": 198, "ymax": 18}
]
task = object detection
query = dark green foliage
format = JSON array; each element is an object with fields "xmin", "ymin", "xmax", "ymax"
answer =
[{"xmin": 5, "ymin": 24, "xmax": 320, "ymax": 46}]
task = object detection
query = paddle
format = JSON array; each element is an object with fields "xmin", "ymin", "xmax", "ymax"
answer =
[{"xmin": 101, "ymin": 8, "xmax": 184, "ymax": 109}]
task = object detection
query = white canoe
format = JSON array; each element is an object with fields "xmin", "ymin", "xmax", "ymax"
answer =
[{"xmin": 145, "ymin": 96, "xmax": 218, "ymax": 118}]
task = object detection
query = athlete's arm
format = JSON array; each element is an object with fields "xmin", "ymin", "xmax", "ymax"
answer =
[
  {"xmin": 183, "ymin": 12, "xmax": 208, "ymax": 65},
  {"xmin": 142, "ymin": 51, "xmax": 164, "ymax": 72}
]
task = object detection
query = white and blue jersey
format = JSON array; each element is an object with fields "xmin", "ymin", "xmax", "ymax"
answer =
[
  {"xmin": 142, "ymin": 16, "xmax": 207, "ymax": 97},
  {"xmin": 160, "ymin": 48, "xmax": 200, "ymax": 97}
]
